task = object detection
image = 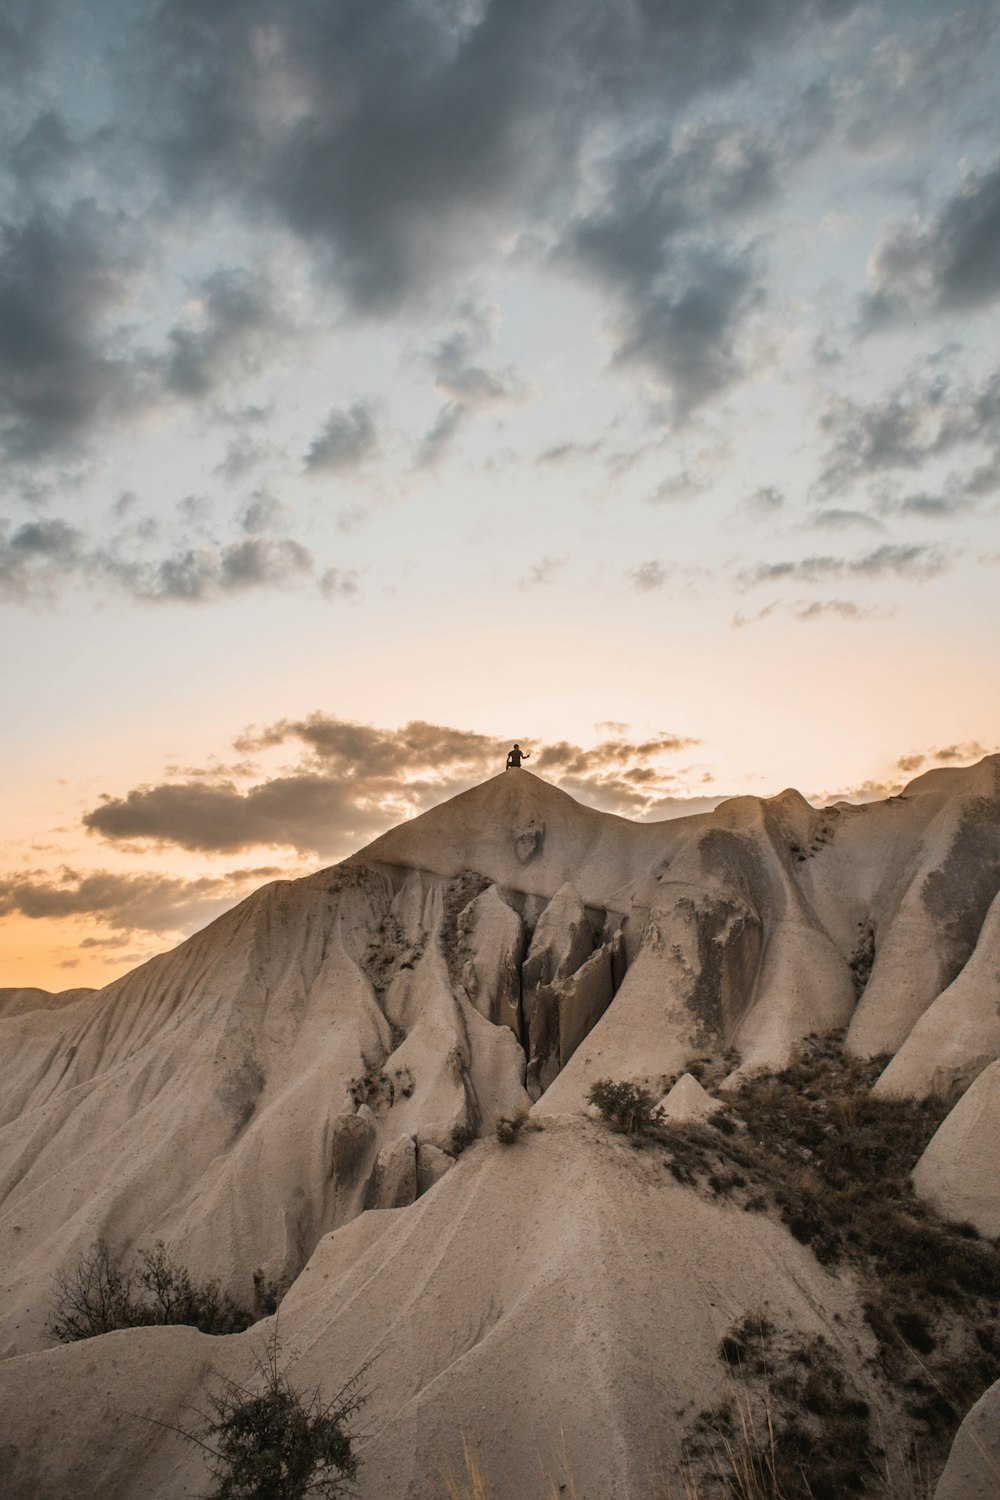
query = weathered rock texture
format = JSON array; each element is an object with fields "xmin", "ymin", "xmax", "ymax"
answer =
[{"xmin": 1, "ymin": 760, "xmax": 999, "ymax": 1498}]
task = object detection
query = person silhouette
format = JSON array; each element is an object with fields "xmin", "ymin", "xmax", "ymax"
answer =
[{"xmin": 506, "ymin": 744, "xmax": 530, "ymax": 769}]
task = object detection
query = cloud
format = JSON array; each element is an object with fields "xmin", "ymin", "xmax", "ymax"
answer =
[
  {"xmin": 164, "ymin": 267, "xmax": 292, "ymax": 399},
  {"xmin": 556, "ymin": 98, "xmax": 836, "ymax": 413},
  {"xmin": 216, "ymin": 433, "xmax": 273, "ymax": 484},
  {"xmin": 0, "ymin": 517, "xmax": 85, "ymax": 603},
  {"xmin": 10, "ymin": 109, "xmax": 78, "ymax": 184},
  {"xmin": 0, "ymin": 200, "xmax": 148, "ymax": 461},
  {"xmin": 535, "ymin": 733, "xmax": 698, "ymax": 776},
  {"xmin": 815, "ymin": 363, "xmax": 1000, "ymax": 501},
  {"xmin": 808, "ymin": 508, "xmax": 883, "ymax": 531},
  {"xmin": 518, "ymin": 555, "xmax": 567, "ymax": 590},
  {"xmin": 628, "ymin": 560, "xmax": 668, "ymax": 592},
  {"xmin": 413, "ymin": 302, "xmax": 525, "ymax": 465},
  {"xmin": 610, "ymin": 249, "xmax": 762, "ymax": 415},
  {"xmin": 863, "ymin": 156, "xmax": 1000, "ymax": 324},
  {"xmin": 745, "ymin": 486, "xmax": 784, "ymax": 515},
  {"xmin": 895, "ymin": 754, "xmax": 925, "ymax": 773},
  {"xmin": 732, "ymin": 597, "xmax": 886, "ymax": 627},
  {"xmin": 82, "ymin": 713, "xmax": 707, "ymax": 856},
  {"xmin": 842, "ymin": 9, "xmax": 997, "ymax": 158},
  {"xmin": 790, "ymin": 598, "xmax": 881, "ymax": 622},
  {"xmin": 83, "ymin": 775, "xmax": 392, "ymax": 857},
  {"xmin": 318, "ymin": 567, "xmax": 360, "ymax": 600},
  {"xmin": 0, "ymin": 518, "xmax": 321, "ymax": 606},
  {"xmin": 304, "ymin": 401, "xmax": 379, "ymax": 473},
  {"xmin": 0, "ymin": 865, "xmax": 284, "ymax": 937},
  {"xmin": 416, "ymin": 401, "xmax": 469, "ymax": 469},
  {"xmin": 238, "ymin": 491, "xmax": 286, "ymax": 534},
  {"xmin": 0, "ymin": 199, "xmax": 299, "ymax": 468},
  {"xmin": 100, "ymin": 536, "xmax": 315, "ymax": 604},
  {"xmin": 131, "ymin": 0, "xmax": 834, "ymax": 316},
  {"xmin": 536, "ymin": 439, "xmax": 602, "ymax": 466},
  {"xmin": 736, "ymin": 543, "xmax": 948, "ymax": 590},
  {"xmin": 647, "ymin": 471, "xmax": 708, "ymax": 505}
]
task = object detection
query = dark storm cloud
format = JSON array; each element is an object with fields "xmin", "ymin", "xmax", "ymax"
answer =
[
  {"xmin": 164, "ymin": 268, "xmax": 291, "ymax": 399},
  {"xmin": 863, "ymin": 157, "xmax": 1000, "ymax": 325},
  {"xmin": 562, "ymin": 119, "xmax": 771, "ymax": 413},
  {"xmin": 0, "ymin": 199, "xmax": 297, "ymax": 467},
  {"xmin": 304, "ymin": 401, "xmax": 379, "ymax": 474},
  {"xmin": 737, "ymin": 543, "xmax": 948, "ymax": 590},
  {"xmin": 0, "ymin": 200, "xmax": 147, "ymax": 460},
  {"xmin": 9, "ymin": 110, "xmax": 78, "ymax": 184},
  {"xmin": 0, "ymin": 0, "xmax": 55, "ymax": 87},
  {"xmin": 128, "ymin": 0, "xmax": 849, "ymax": 316},
  {"xmin": 0, "ymin": 864, "xmax": 283, "ymax": 936},
  {"xmin": 1, "ymin": 0, "xmax": 860, "ymax": 479},
  {"xmin": 83, "ymin": 714, "xmax": 708, "ymax": 856}
]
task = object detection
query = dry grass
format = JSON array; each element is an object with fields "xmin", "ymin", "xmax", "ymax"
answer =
[{"xmin": 441, "ymin": 1437, "xmax": 497, "ymax": 1500}]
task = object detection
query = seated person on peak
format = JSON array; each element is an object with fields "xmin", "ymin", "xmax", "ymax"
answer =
[{"xmin": 506, "ymin": 743, "xmax": 530, "ymax": 769}]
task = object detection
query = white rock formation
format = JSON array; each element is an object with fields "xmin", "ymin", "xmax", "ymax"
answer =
[
  {"xmin": 912, "ymin": 1059, "xmax": 1000, "ymax": 1237},
  {"xmin": 2, "ymin": 759, "xmax": 1000, "ymax": 1498},
  {"xmin": 933, "ymin": 1377, "xmax": 1000, "ymax": 1500},
  {"xmin": 657, "ymin": 1072, "xmax": 722, "ymax": 1123}
]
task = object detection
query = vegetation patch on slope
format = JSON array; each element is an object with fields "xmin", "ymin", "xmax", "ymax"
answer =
[{"xmin": 589, "ymin": 1031, "xmax": 1000, "ymax": 1486}]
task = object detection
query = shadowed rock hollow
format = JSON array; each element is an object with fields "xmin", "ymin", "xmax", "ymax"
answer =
[{"xmin": 1, "ymin": 760, "xmax": 999, "ymax": 1498}]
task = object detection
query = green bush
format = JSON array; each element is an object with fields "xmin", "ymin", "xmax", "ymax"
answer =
[
  {"xmin": 177, "ymin": 1332, "xmax": 365, "ymax": 1500},
  {"xmin": 588, "ymin": 1078, "xmax": 661, "ymax": 1134},
  {"xmin": 49, "ymin": 1239, "xmax": 254, "ymax": 1342}
]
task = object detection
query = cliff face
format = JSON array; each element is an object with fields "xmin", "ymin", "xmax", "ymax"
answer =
[{"xmin": 1, "ymin": 761, "xmax": 999, "ymax": 1498}]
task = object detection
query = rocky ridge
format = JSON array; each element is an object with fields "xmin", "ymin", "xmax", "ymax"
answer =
[{"xmin": 1, "ymin": 760, "xmax": 999, "ymax": 1497}]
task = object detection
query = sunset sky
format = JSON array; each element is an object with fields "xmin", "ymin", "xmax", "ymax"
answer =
[{"xmin": 3, "ymin": 0, "xmax": 999, "ymax": 989}]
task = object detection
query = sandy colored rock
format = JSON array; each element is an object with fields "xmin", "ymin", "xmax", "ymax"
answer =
[
  {"xmin": 0, "ymin": 1120, "xmax": 884, "ymax": 1500},
  {"xmin": 912, "ymin": 1059, "xmax": 1000, "ymax": 1236},
  {"xmin": 933, "ymin": 1377, "xmax": 1000, "ymax": 1500},
  {"xmin": 364, "ymin": 1135, "xmax": 417, "ymax": 1209},
  {"xmin": 415, "ymin": 1141, "xmax": 454, "ymax": 1194},
  {"xmin": 876, "ymin": 886, "xmax": 1000, "ymax": 1098},
  {"xmin": 3, "ymin": 758, "xmax": 1000, "ymax": 1499},
  {"xmin": 657, "ymin": 1072, "xmax": 722, "ymax": 1123}
]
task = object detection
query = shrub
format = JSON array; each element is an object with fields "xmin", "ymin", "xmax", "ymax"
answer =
[
  {"xmin": 495, "ymin": 1108, "xmax": 529, "ymax": 1145},
  {"xmin": 588, "ymin": 1078, "xmax": 661, "ymax": 1134},
  {"xmin": 49, "ymin": 1239, "xmax": 254, "ymax": 1343},
  {"xmin": 174, "ymin": 1331, "xmax": 365, "ymax": 1500},
  {"xmin": 47, "ymin": 1239, "xmax": 139, "ymax": 1341}
]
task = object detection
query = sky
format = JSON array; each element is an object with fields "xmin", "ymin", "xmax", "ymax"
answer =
[{"xmin": 2, "ymin": 0, "xmax": 999, "ymax": 990}]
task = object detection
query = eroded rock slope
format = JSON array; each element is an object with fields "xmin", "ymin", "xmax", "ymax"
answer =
[{"xmin": 1, "ymin": 760, "xmax": 999, "ymax": 1498}]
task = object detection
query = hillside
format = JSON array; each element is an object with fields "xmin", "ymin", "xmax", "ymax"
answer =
[{"xmin": 1, "ymin": 762, "xmax": 999, "ymax": 1498}]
